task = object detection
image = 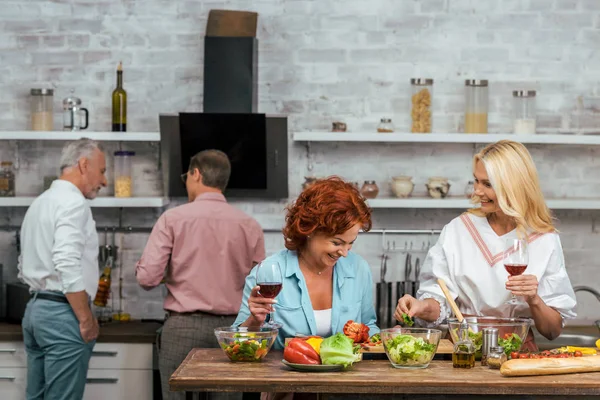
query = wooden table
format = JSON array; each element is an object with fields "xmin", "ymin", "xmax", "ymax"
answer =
[{"xmin": 170, "ymin": 349, "xmax": 600, "ymax": 400}]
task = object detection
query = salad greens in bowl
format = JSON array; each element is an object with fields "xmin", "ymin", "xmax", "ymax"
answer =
[
  {"xmin": 214, "ymin": 326, "xmax": 278, "ymax": 362},
  {"xmin": 447, "ymin": 317, "xmax": 531, "ymax": 358},
  {"xmin": 381, "ymin": 328, "xmax": 442, "ymax": 369}
]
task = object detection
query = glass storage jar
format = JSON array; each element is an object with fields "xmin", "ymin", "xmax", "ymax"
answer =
[
  {"xmin": 410, "ymin": 78, "xmax": 433, "ymax": 133},
  {"xmin": 0, "ymin": 161, "xmax": 15, "ymax": 197},
  {"xmin": 377, "ymin": 118, "xmax": 394, "ymax": 133},
  {"xmin": 487, "ymin": 346, "xmax": 507, "ymax": 369},
  {"xmin": 114, "ymin": 151, "xmax": 134, "ymax": 198},
  {"xmin": 30, "ymin": 88, "xmax": 54, "ymax": 131},
  {"xmin": 465, "ymin": 79, "xmax": 488, "ymax": 133},
  {"xmin": 360, "ymin": 180, "xmax": 379, "ymax": 199},
  {"xmin": 464, "ymin": 181, "xmax": 474, "ymax": 199},
  {"xmin": 513, "ymin": 90, "xmax": 536, "ymax": 135}
]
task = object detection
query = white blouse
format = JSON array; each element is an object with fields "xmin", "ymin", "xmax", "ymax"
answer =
[
  {"xmin": 415, "ymin": 213, "xmax": 577, "ymax": 327},
  {"xmin": 314, "ymin": 309, "xmax": 333, "ymax": 337}
]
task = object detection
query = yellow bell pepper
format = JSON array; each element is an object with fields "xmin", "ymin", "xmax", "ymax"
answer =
[
  {"xmin": 305, "ymin": 337, "xmax": 323, "ymax": 355},
  {"xmin": 557, "ymin": 346, "xmax": 598, "ymax": 355},
  {"xmin": 595, "ymin": 339, "xmax": 600, "ymax": 349}
]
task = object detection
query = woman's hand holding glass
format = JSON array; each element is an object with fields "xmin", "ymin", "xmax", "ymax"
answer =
[{"xmin": 247, "ymin": 285, "xmax": 278, "ymax": 326}]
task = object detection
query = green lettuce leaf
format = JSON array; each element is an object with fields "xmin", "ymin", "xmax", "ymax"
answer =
[{"xmin": 319, "ymin": 333, "xmax": 361, "ymax": 368}]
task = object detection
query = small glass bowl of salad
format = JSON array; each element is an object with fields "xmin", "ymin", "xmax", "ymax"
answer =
[
  {"xmin": 214, "ymin": 326, "xmax": 278, "ymax": 362},
  {"xmin": 381, "ymin": 327, "xmax": 442, "ymax": 369}
]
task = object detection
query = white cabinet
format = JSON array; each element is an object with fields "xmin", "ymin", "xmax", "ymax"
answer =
[{"xmin": 0, "ymin": 342, "xmax": 154, "ymax": 400}]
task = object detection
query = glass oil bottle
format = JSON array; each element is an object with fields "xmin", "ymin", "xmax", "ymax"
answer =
[{"xmin": 453, "ymin": 320, "xmax": 476, "ymax": 369}]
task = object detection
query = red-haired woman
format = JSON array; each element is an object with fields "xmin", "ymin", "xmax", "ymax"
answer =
[{"xmin": 233, "ymin": 176, "xmax": 379, "ymax": 349}]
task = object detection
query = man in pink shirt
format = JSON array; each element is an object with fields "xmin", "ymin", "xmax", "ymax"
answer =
[{"xmin": 136, "ymin": 150, "xmax": 265, "ymax": 400}]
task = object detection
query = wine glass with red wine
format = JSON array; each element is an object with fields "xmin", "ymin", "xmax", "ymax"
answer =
[
  {"xmin": 503, "ymin": 238, "xmax": 528, "ymax": 305},
  {"xmin": 256, "ymin": 261, "xmax": 283, "ymax": 328}
]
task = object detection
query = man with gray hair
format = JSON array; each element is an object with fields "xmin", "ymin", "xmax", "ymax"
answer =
[{"xmin": 19, "ymin": 138, "xmax": 107, "ymax": 400}]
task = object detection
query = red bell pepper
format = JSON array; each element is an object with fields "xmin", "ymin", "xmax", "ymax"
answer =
[{"xmin": 283, "ymin": 338, "xmax": 321, "ymax": 364}]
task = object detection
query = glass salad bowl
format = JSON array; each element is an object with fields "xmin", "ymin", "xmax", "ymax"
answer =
[
  {"xmin": 214, "ymin": 326, "xmax": 278, "ymax": 362},
  {"xmin": 381, "ymin": 327, "xmax": 442, "ymax": 369},
  {"xmin": 447, "ymin": 317, "xmax": 532, "ymax": 358}
]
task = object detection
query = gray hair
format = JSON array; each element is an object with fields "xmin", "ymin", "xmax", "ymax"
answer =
[{"xmin": 59, "ymin": 138, "xmax": 103, "ymax": 172}]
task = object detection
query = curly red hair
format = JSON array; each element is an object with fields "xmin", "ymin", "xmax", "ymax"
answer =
[{"xmin": 283, "ymin": 176, "xmax": 372, "ymax": 251}]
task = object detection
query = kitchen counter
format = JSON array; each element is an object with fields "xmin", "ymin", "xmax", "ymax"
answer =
[
  {"xmin": 170, "ymin": 349, "xmax": 600, "ymax": 399},
  {"xmin": 0, "ymin": 321, "xmax": 163, "ymax": 343}
]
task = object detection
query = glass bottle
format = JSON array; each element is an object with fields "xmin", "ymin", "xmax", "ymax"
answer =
[
  {"xmin": 0, "ymin": 161, "xmax": 16, "ymax": 197},
  {"xmin": 30, "ymin": 88, "xmax": 54, "ymax": 131},
  {"xmin": 93, "ymin": 265, "xmax": 113, "ymax": 307},
  {"xmin": 377, "ymin": 118, "xmax": 394, "ymax": 133},
  {"xmin": 452, "ymin": 320, "xmax": 476, "ymax": 369},
  {"xmin": 513, "ymin": 90, "xmax": 536, "ymax": 135},
  {"xmin": 360, "ymin": 180, "xmax": 379, "ymax": 199},
  {"xmin": 410, "ymin": 78, "xmax": 433, "ymax": 133},
  {"xmin": 464, "ymin": 79, "xmax": 489, "ymax": 133},
  {"xmin": 487, "ymin": 346, "xmax": 507, "ymax": 369},
  {"xmin": 112, "ymin": 61, "xmax": 127, "ymax": 132}
]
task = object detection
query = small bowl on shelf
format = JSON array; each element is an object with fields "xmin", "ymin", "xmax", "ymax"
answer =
[
  {"xmin": 214, "ymin": 326, "xmax": 278, "ymax": 362},
  {"xmin": 381, "ymin": 327, "xmax": 442, "ymax": 369}
]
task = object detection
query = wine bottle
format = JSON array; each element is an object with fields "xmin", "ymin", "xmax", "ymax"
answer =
[{"xmin": 112, "ymin": 61, "xmax": 127, "ymax": 132}]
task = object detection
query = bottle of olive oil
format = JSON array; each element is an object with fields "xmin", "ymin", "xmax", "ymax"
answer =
[
  {"xmin": 112, "ymin": 61, "xmax": 127, "ymax": 132},
  {"xmin": 452, "ymin": 320, "xmax": 475, "ymax": 369}
]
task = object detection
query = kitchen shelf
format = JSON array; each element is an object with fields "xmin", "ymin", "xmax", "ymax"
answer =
[
  {"xmin": 0, "ymin": 131, "xmax": 160, "ymax": 142},
  {"xmin": 293, "ymin": 132, "xmax": 600, "ymax": 145},
  {"xmin": 0, "ymin": 197, "xmax": 169, "ymax": 208},
  {"xmin": 367, "ymin": 197, "xmax": 600, "ymax": 210}
]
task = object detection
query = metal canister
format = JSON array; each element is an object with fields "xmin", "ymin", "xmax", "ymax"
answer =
[{"xmin": 481, "ymin": 327, "xmax": 499, "ymax": 366}]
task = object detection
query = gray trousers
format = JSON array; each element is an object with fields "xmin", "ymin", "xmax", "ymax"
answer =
[{"xmin": 158, "ymin": 312, "xmax": 242, "ymax": 400}]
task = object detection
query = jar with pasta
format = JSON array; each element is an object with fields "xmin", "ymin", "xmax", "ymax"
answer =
[
  {"xmin": 114, "ymin": 151, "xmax": 134, "ymax": 198},
  {"xmin": 410, "ymin": 78, "xmax": 433, "ymax": 133}
]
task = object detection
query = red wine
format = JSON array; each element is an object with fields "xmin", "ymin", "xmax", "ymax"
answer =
[
  {"xmin": 505, "ymin": 264, "xmax": 527, "ymax": 276},
  {"xmin": 258, "ymin": 282, "xmax": 282, "ymax": 298}
]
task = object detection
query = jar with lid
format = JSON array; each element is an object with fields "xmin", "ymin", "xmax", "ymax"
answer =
[
  {"xmin": 465, "ymin": 79, "xmax": 488, "ymax": 133},
  {"xmin": 410, "ymin": 78, "xmax": 433, "ymax": 133},
  {"xmin": 487, "ymin": 346, "xmax": 507, "ymax": 369},
  {"xmin": 464, "ymin": 181, "xmax": 474, "ymax": 199},
  {"xmin": 114, "ymin": 151, "xmax": 134, "ymax": 198},
  {"xmin": 360, "ymin": 181, "xmax": 379, "ymax": 199},
  {"xmin": 377, "ymin": 118, "xmax": 394, "ymax": 133},
  {"xmin": 0, "ymin": 161, "xmax": 15, "ymax": 197},
  {"xmin": 513, "ymin": 90, "xmax": 536, "ymax": 135},
  {"xmin": 30, "ymin": 89, "xmax": 54, "ymax": 131},
  {"xmin": 452, "ymin": 320, "xmax": 476, "ymax": 369}
]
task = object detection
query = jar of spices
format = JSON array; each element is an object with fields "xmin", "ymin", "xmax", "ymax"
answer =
[
  {"xmin": 464, "ymin": 181, "xmax": 474, "ymax": 199},
  {"xmin": 360, "ymin": 181, "xmax": 379, "ymax": 199},
  {"xmin": 410, "ymin": 78, "xmax": 433, "ymax": 133},
  {"xmin": 513, "ymin": 90, "xmax": 536, "ymax": 135},
  {"xmin": 487, "ymin": 346, "xmax": 507, "ymax": 369},
  {"xmin": 114, "ymin": 151, "xmax": 134, "ymax": 198},
  {"xmin": 377, "ymin": 118, "xmax": 394, "ymax": 133},
  {"xmin": 30, "ymin": 88, "xmax": 54, "ymax": 131},
  {"xmin": 0, "ymin": 161, "xmax": 16, "ymax": 197},
  {"xmin": 465, "ymin": 80, "xmax": 488, "ymax": 133}
]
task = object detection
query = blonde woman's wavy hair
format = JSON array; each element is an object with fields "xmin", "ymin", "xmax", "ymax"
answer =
[{"xmin": 469, "ymin": 140, "xmax": 556, "ymax": 235}]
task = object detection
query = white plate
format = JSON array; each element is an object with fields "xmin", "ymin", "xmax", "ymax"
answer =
[{"xmin": 281, "ymin": 360, "xmax": 345, "ymax": 372}]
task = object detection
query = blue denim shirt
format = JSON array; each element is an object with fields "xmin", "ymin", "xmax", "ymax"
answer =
[{"xmin": 233, "ymin": 249, "xmax": 380, "ymax": 350}]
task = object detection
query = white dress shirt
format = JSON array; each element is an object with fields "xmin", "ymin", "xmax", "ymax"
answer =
[
  {"xmin": 416, "ymin": 212, "xmax": 577, "ymax": 327},
  {"xmin": 18, "ymin": 180, "xmax": 99, "ymax": 298}
]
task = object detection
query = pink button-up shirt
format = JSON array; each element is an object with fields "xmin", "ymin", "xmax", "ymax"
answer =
[{"xmin": 136, "ymin": 192, "xmax": 265, "ymax": 315}]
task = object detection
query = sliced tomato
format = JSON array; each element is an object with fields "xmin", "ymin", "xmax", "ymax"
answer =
[{"xmin": 519, "ymin": 353, "xmax": 530, "ymax": 359}]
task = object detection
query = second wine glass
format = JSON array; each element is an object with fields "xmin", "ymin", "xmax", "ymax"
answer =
[
  {"xmin": 256, "ymin": 260, "xmax": 283, "ymax": 328},
  {"xmin": 503, "ymin": 238, "xmax": 528, "ymax": 305}
]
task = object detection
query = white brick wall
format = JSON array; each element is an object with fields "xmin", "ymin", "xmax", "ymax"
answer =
[{"xmin": 0, "ymin": 0, "xmax": 599, "ymax": 324}]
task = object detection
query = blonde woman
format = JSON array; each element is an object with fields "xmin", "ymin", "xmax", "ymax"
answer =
[{"xmin": 394, "ymin": 140, "xmax": 576, "ymax": 350}]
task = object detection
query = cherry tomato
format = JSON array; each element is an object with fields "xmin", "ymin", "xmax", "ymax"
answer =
[
  {"xmin": 510, "ymin": 351, "xmax": 520, "ymax": 360},
  {"xmin": 519, "ymin": 353, "xmax": 530, "ymax": 359},
  {"xmin": 574, "ymin": 351, "xmax": 582, "ymax": 357}
]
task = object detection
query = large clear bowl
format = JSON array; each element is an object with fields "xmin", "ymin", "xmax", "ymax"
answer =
[
  {"xmin": 381, "ymin": 327, "xmax": 442, "ymax": 369},
  {"xmin": 214, "ymin": 326, "xmax": 278, "ymax": 362},
  {"xmin": 447, "ymin": 317, "xmax": 532, "ymax": 358}
]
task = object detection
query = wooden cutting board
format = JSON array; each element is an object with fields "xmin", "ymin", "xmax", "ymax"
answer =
[{"xmin": 284, "ymin": 338, "xmax": 454, "ymax": 354}]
